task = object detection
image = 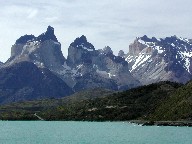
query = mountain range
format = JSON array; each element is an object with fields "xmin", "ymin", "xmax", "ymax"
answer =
[
  {"xmin": 0, "ymin": 26, "xmax": 192, "ymax": 104},
  {"xmin": 125, "ymin": 35, "xmax": 192, "ymax": 85}
]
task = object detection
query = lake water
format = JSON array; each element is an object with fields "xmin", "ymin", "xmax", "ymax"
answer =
[{"xmin": 0, "ymin": 121, "xmax": 192, "ymax": 144}]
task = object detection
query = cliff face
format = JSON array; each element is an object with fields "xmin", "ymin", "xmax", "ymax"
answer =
[
  {"xmin": 7, "ymin": 26, "xmax": 65, "ymax": 70},
  {"xmin": 66, "ymin": 36, "xmax": 140, "ymax": 91}
]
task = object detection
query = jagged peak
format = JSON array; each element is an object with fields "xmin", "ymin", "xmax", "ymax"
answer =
[
  {"xmin": 15, "ymin": 34, "xmax": 36, "ymax": 44},
  {"xmin": 15, "ymin": 26, "xmax": 58, "ymax": 44},
  {"xmin": 47, "ymin": 25, "xmax": 54, "ymax": 33},
  {"xmin": 138, "ymin": 35, "xmax": 191, "ymax": 44},
  {"xmin": 79, "ymin": 35, "xmax": 87, "ymax": 42},
  {"xmin": 118, "ymin": 50, "xmax": 125, "ymax": 57},
  {"xmin": 37, "ymin": 25, "xmax": 58, "ymax": 42},
  {"xmin": 70, "ymin": 35, "xmax": 95, "ymax": 51},
  {"xmin": 71, "ymin": 35, "xmax": 88, "ymax": 46},
  {"xmin": 102, "ymin": 46, "xmax": 113, "ymax": 54},
  {"xmin": 139, "ymin": 35, "xmax": 158, "ymax": 43}
]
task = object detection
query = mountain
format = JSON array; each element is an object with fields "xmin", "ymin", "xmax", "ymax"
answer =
[
  {"xmin": 6, "ymin": 28, "xmax": 140, "ymax": 92},
  {"xmin": 0, "ymin": 26, "xmax": 140, "ymax": 104},
  {"xmin": 125, "ymin": 35, "xmax": 192, "ymax": 85},
  {"xmin": 66, "ymin": 36, "xmax": 140, "ymax": 91},
  {"xmin": 0, "ymin": 61, "xmax": 73, "ymax": 104},
  {"xmin": 5, "ymin": 26, "xmax": 140, "ymax": 91},
  {"xmin": 2, "ymin": 26, "xmax": 192, "ymax": 104},
  {"xmin": 7, "ymin": 26, "xmax": 65, "ymax": 70}
]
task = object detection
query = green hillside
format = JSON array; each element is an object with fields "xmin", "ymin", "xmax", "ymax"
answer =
[
  {"xmin": 0, "ymin": 88, "xmax": 114, "ymax": 120},
  {"xmin": 39, "ymin": 81, "xmax": 181, "ymax": 121},
  {"xmin": 1, "ymin": 81, "xmax": 191, "ymax": 122},
  {"xmin": 150, "ymin": 81, "xmax": 192, "ymax": 121}
]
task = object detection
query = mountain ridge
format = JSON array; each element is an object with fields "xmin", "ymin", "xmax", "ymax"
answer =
[
  {"xmin": 125, "ymin": 35, "xmax": 192, "ymax": 85},
  {"xmin": 0, "ymin": 26, "xmax": 192, "ymax": 103}
]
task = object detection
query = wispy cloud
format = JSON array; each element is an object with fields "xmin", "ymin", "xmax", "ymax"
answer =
[
  {"xmin": 27, "ymin": 9, "xmax": 38, "ymax": 19},
  {"xmin": 0, "ymin": 0, "xmax": 192, "ymax": 62}
]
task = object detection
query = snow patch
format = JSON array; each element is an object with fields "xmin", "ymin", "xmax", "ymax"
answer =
[
  {"xmin": 184, "ymin": 58, "xmax": 191, "ymax": 73},
  {"xmin": 78, "ymin": 44, "xmax": 94, "ymax": 51},
  {"xmin": 155, "ymin": 46, "xmax": 164, "ymax": 54},
  {"xmin": 131, "ymin": 54, "xmax": 151, "ymax": 72},
  {"xmin": 138, "ymin": 39, "xmax": 146, "ymax": 45}
]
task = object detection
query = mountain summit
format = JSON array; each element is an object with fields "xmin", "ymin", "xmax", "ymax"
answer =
[
  {"xmin": 7, "ymin": 26, "xmax": 65, "ymax": 69},
  {"xmin": 37, "ymin": 25, "xmax": 58, "ymax": 42}
]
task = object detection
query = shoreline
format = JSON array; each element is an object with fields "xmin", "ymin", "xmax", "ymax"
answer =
[
  {"xmin": 1, "ymin": 119, "xmax": 192, "ymax": 127},
  {"xmin": 129, "ymin": 120, "xmax": 192, "ymax": 127}
]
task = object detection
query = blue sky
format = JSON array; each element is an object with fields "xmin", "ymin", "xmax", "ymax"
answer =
[{"xmin": 0, "ymin": 0, "xmax": 192, "ymax": 62}]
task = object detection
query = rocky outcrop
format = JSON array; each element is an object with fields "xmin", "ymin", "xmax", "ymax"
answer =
[
  {"xmin": 6, "ymin": 26, "xmax": 65, "ymax": 70},
  {"xmin": 37, "ymin": 26, "xmax": 58, "ymax": 42},
  {"xmin": 67, "ymin": 35, "xmax": 96, "ymax": 67},
  {"xmin": 126, "ymin": 35, "xmax": 192, "ymax": 84},
  {"xmin": 118, "ymin": 50, "xmax": 125, "ymax": 57}
]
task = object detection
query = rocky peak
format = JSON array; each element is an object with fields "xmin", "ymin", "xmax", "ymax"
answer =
[
  {"xmin": 37, "ymin": 26, "xmax": 58, "ymax": 42},
  {"xmin": 70, "ymin": 35, "xmax": 95, "ymax": 51},
  {"xmin": 15, "ymin": 35, "xmax": 36, "ymax": 44},
  {"xmin": 118, "ymin": 50, "xmax": 125, "ymax": 57},
  {"xmin": 102, "ymin": 46, "xmax": 113, "ymax": 55},
  {"xmin": 140, "ymin": 35, "xmax": 157, "ymax": 43},
  {"xmin": 128, "ymin": 38, "xmax": 146, "ymax": 56},
  {"xmin": 8, "ymin": 26, "xmax": 65, "ymax": 69},
  {"xmin": 67, "ymin": 35, "xmax": 96, "ymax": 66}
]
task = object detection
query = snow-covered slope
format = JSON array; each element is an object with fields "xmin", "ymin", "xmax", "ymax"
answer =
[{"xmin": 125, "ymin": 35, "xmax": 192, "ymax": 84}]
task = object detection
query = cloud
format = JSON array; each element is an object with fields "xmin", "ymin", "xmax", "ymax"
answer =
[
  {"xmin": 0, "ymin": 0, "xmax": 192, "ymax": 62},
  {"xmin": 45, "ymin": 17, "xmax": 59, "ymax": 23},
  {"xmin": 27, "ymin": 9, "xmax": 38, "ymax": 19}
]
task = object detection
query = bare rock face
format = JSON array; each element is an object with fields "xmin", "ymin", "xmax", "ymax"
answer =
[
  {"xmin": 67, "ymin": 35, "xmax": 96, "ymax": 67},
  {"xmin": 93, "ymin": 50, "xmax": 140, "ymax": 90},
  {"xmin": 126, "ymin": 35, "xmax": 192, "ymax": 84},
  {"xmin": 6, "ymin": 26, "xmax": 65, "ymax": 70},
  {"xmin": 67, "ymin": 36, "xmax": 140, "ymax": 91},
  {"xmin": 129, "ymin": 38, "xmax": 146, "ymax": 56}
]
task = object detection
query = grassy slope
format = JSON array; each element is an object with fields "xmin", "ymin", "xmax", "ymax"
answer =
[
  {"xmin": 39, "ymin": 81, "xmax": 181, "ymax": 121},
  {"xmin": 150, "ymin": 81, "xmax": 192, "ymax": 121},
  {"xmin": 0, "ymin": 88, "xmax": 114, "ymax": 120},
  {"xmin": 1, "ymin": 81, "xmax": 191, "ymax": 121}
]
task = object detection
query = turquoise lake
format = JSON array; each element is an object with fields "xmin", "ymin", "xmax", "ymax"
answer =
[{"xmin": 0, "ymin": 121, "xmax": 192, "ymax": 144}]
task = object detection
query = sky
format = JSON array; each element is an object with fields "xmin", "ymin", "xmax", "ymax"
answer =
[{"xmin": 0, "ymin": 0, "xmax": 192, "ymax": 62}]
